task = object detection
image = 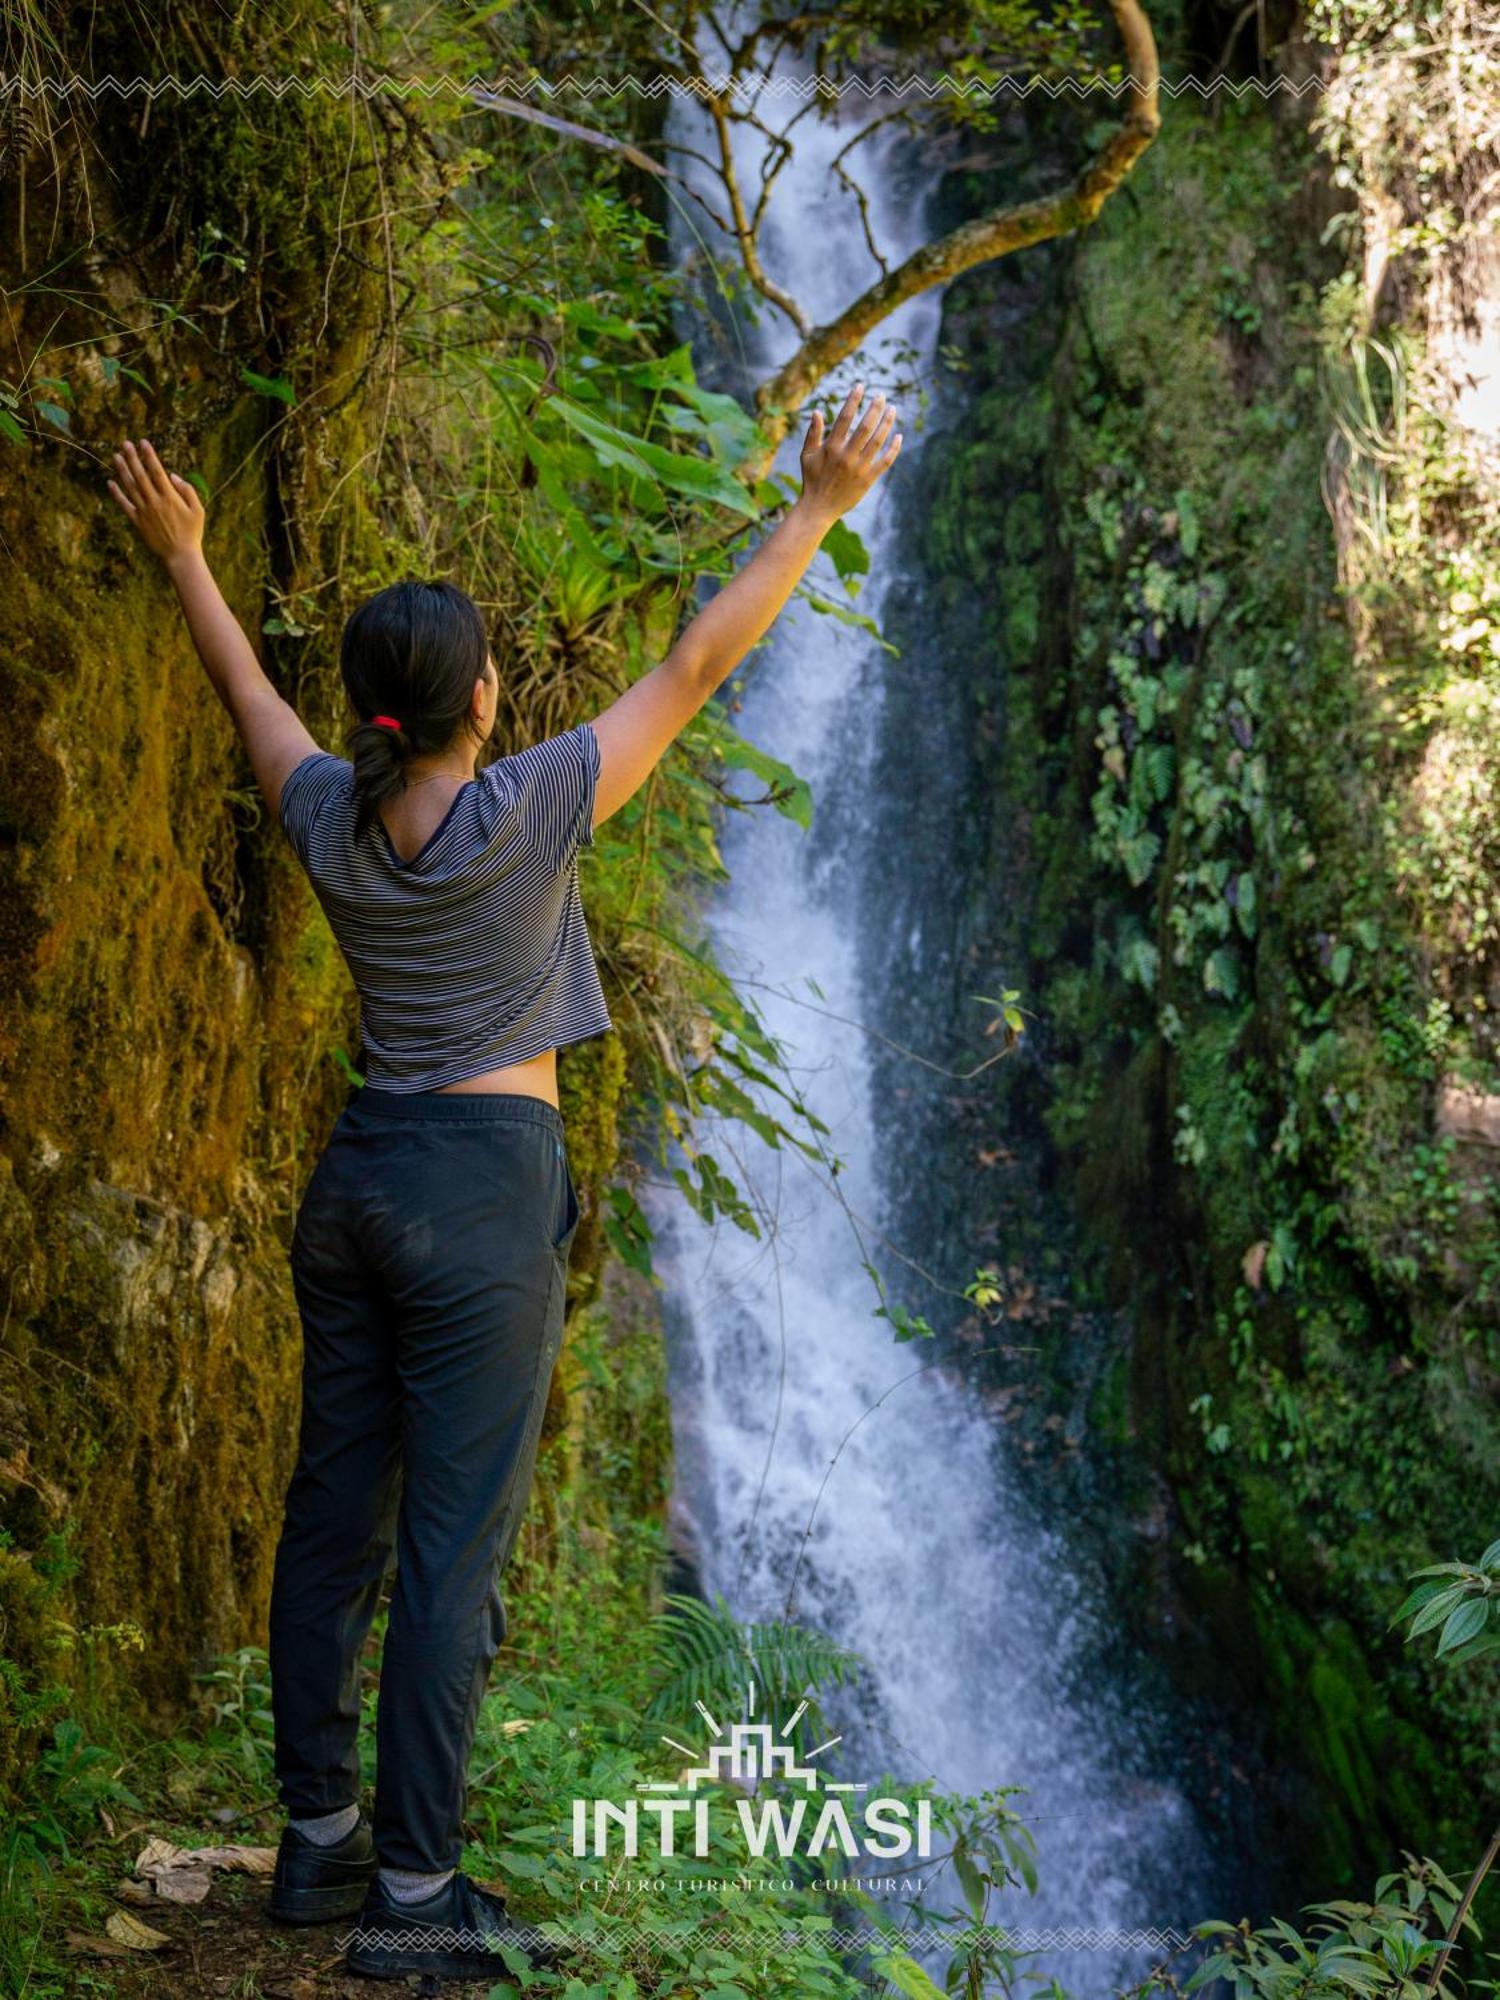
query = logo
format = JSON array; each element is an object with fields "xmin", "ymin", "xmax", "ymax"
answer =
[{"xmin": 571, "ymin": 1680, "xmax": 932, "ymax": 1862}]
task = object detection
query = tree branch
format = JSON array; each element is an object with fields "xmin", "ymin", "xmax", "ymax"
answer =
[
  {"xmin": 707, "ymin": 89, "xmax": 813, "ymax": 337},
  {"xmin": 743, "ymin": 0, "xmax": 1161, "ymax": 475},
  {"xmin": 1427, "ymin": 1824, "xmax": 1499, "ymax": 1998}
]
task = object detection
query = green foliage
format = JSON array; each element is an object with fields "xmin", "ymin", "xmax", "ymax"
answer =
[
  {"xmin": 3, "ymin": 1719, "xmax": 140, "ymax": 1876},
  {"xmin": 194, "ymin": 1645, "xmax": 277, "ymax": 1782},
  {"xmin": 409, "ymin": 177, "xmax": 898, "ymax": 1278},
  {"xmin": 1391, "ymin": 1542, "xmax": 1500, "ymax": 1667},
  {"xmin": 925, "ymin": 80, "xmax": 1500, "ymax": 1882},
  {"xmin": 238, "ymin": 366, "xmax": 295, "ymax": 404},
  {"xmin": 1174, "ymin": 1857, "xmax": 1489, "ymax": 2000},
  {"xmin": 644, "ymin": 1593, "xmax": 863, "ymax": 1741},
  {"xmin": 460, "ymin": 1570, "xmax": 1064, "ymax": 2000}
]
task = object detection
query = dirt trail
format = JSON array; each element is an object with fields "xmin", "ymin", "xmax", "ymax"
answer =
[{"xmin": 68, "ymin": 1867, "xmax": 517, "ymax": 1998}]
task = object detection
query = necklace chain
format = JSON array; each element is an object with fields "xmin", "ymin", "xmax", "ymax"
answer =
[{"xmin": 402, "ymin": 769, "xmax": 469, "ymax": 790}]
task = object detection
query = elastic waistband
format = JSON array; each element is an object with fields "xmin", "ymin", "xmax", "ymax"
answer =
[{"xmin": 342, "ymin": 1087, "xmax": 564, "ymax": 1135}]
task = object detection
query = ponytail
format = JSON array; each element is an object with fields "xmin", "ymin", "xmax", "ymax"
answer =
[
  {"xmin": 339, "ymin": 580, "xmax": 490, "ymax": 842},
  {"xmin": 348, "ymin": 714, "xmax": 412, "ymax": 843}
]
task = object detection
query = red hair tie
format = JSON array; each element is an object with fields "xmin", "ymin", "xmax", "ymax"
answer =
[{"xmin": 372, "ymin": 714, "xmax": 402, "ymax": 732}]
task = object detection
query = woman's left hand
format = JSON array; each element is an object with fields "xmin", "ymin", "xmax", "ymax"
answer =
[{"xmin": 108, "ymin": 439, "xmax": 207, "ymax": 571}]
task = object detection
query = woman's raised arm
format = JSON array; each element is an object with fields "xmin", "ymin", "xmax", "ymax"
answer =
[
  {"xmin": 108, "ymin": 439, "xmax": 321, "ymax": 814},
  {"xmin": 589, "ymin": 381, "xmax": 901, "ymax": 831}
]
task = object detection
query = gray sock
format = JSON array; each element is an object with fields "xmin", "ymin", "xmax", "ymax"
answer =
[
  {"xmin": 289, "ymin": 1802, "xmax": 360, "ymax": 1846},
  {"xmin": 380, "ymin": 1865, "xmax": 456, "ymax": 1903}
]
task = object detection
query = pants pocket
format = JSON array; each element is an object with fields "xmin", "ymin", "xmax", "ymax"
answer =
[{"xmin": 550, "ymin": 1136, "xmax": 581, "ymax": 1254}]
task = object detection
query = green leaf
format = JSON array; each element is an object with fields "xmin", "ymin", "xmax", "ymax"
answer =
[
  {"xmin": 1234, "ymin": 870, "xmax": 1257, "ymax": 939},
  {"xmin": 953, "ymin": 1848, "xmax": 986, "ymax": 1923},
  {"xmin": 1204, "ymin": 947, "xmax": 1240, "ymax": 1000},
  {"xmin": 1389, "ymin": 1577, "xmax": 1453, "ymax": 1627},
  {"xmin": 669, "ymin": 381, "xmax": 764, "ymax": 463},
  {"xmin": 882, "ymin": 1301, "xmax": 934, "ymax": 1343},
  {"xmin": 331, "ymin": 1046, "xmax": 365, "ymax": 1089},
  {"xmin": 818, "ymin": 515, "xmax": 871, "ymax": 590},
  {"xmin": 522, "ymin": 427, "xmax": 621, "ymax": 580},
  {"xmin": 797, "ymin": 588, "xmax": 898, "ymax": 652},
  {"xmin": 602, "ymin": 1184, "xmax": 655, "ymax": 1279},
  {"xmin": 714, "ymin": 727, "xmax": 813, "ymax": 829},
  {"xmin": 619, "ymin": 344, "xmax": 695, "ymax": 388},
  {"xmin": 1330, "ymin": 942, "xmax": 1353, "ymax": 988},
  {"xmin": 1175, "ymin": 487, "xmax": 1200, "ymax": 558},
  {"xmin": 35, "ymin": 401, "xmax": 70, "ymax": 433},
  {"xmin": 0, "ymin": 409, "xmax": 26, "ymax": 444},
  {"xmin": 1119, "ymin": 827, "xmax": 1160, "ymax": 888},
  {"xmin": 1406, "ymin": 1585, "xmax": 1468, "ymax": 1639},
  {"xmin": 871, "ymin": 1950, "xmax": 947, "ymax": 2000},
  {"xmin": 495, "ymin": 1848, "xmax": 548, "ymax": 1878},
  {"xmin": 1436, "ymin": 1596, "xmax": 1488, "ymax": 1655},
  {"xmin": 1444, "ymin": 1628, "xmax": 1500, "ymax": 1665},
  {"xmin": 674, "ymin": 1152, "xmax": 760, "ymax": 1239},
  {"xmin": 239, "ymin": 367, "xmax": 296, "ymax": 404},
  {"xmin": 559, "ymin": 296, "xmax": 644, "ymax": 341},
  {"xmin": 1120, "ymin": 931, "xmax": 1160, "ymax": 991},
  {"xmin": 549, "ymin": 393, "xmax": 758, "ymax": 518}
]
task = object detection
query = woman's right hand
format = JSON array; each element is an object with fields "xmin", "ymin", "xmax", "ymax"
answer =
[
  {"xmin": 108, "ymin": 438, "xmax": 207, "ymax": 572},
  {"xmin": 797, "ymin": 381, "xmax": 901, "ymax": 520}
]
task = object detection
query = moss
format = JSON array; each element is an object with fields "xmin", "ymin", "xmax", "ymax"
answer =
[
  {"xmin": 0, "ymin": 3, "xmax": 441, "ymax": 1791},
  {"xmin": 558, "ymin": 1029, "xmax": 629, "ymax": 1296},
  {"xmin": 0, "ymin": 1, "xmax": 685, "ymax": 1842},
  {"xmin": 0, "ymin": 1549, "xmax": 66, "ymax": 1796},
  {"xmin": 1246, "ymin": 1593, "xmax": 1445, "ymax": 1885},
  {"xmin": 513, "ymin": 1263, "xmax": 674, "ymax": 1663},
  {"xmin": 1086, "ymin": 1349, "xmax": 1132, "ymax": 1447},
  {"xmin": 924, "ymin": 90, "xmax": 1499, "ymax": 1890}
]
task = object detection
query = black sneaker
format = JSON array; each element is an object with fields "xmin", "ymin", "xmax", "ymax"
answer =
[
  {"xmin": 268, "ymin": 1808, "xmax": 378, "ymax": 1924},
  {"xmin": 343, "ymin": 1868, "xmax": 568, "ymax": 1981}
]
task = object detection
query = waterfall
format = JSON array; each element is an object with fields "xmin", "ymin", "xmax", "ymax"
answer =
[{"xmin": 646, "ymin": 38, "xmax": 1224, "ymax": 1995}]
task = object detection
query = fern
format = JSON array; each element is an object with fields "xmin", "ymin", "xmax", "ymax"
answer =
[{"xmin": 645, "ymin": 1592, "xmax": 864, "ymax": 1752}]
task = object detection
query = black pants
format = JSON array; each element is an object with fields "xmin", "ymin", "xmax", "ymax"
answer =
[{"xmin": 268, "ymin": 1087, "xmax": 580, "ymax": 1874}]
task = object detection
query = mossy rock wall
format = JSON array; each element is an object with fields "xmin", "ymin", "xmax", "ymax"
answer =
[
  {"xmin": 0, "ymin": 10, "xmax": 398, "ymax": 1790},
  {"xmin": 924, "ymin": 80, "xmax": 1499, "ymax": 1891},
  {"xmin": 0, "ymin": 9, "xmax": 667, "ymax": 1799}
]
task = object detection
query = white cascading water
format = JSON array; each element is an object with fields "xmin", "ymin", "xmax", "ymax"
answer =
[{"xmin": 646, "ymin": 39, "xmax": 1218, "ymax": 1996}]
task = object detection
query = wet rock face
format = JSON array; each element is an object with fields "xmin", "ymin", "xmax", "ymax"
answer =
[
  {"xmin": 914, "ymin": 49, "xmax": 1500, "ymax": 1895},
  {"xmin": 20, "ymin": 1167, "xmax": 300, "ymax": 1647},
  {"xmin": 0, "ymin": 16, "xmax": 388, "ymax": 1786},
  {"xmin": 0, "ymin": 523, "xmax": 310, "ymax": 1776},
  {"xmin": 0, "ymin": 16, "xmax": 650, "ymax": 1800},
  {"xmin": 0, "ymin": 500, "xmax": 337, "ymax": 1774},
  {"xmin": 1437, "ymin": 1081, "xmax": 1500, "ymax": 1147}
]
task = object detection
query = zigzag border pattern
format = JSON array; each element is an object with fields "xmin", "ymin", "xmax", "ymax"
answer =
[
  {"xmin": 0, "ymin": 70, "xmax": 1328, "ymax": 103},
  {"xmin": 334, "ymin": 1916, "xmax": 1196, "ymax": 1953}
]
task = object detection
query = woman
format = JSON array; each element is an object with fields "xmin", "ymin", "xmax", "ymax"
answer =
[{"xmin": 106, "ymin": 382, "xmax": 899, "ymax": 1983}]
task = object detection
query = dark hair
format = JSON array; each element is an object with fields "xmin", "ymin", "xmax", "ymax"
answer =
[{"xmin": 341, "ymin": 579, "xmax": 491, "ymax": 840}]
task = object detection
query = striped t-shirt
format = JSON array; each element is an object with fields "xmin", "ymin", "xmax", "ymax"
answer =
[{"xmin": 277, "ymin": 719, "xmax": 613, "ymax": 1092}]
